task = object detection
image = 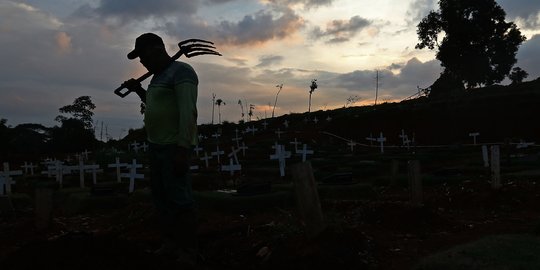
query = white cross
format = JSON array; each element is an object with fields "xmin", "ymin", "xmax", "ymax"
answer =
[
  {"xmin": 193, "ymin": 145, "xmax": 203, "ymax": 156},
  {"xmin": 120, "ymin": 159, "xmax": 144, "ymax": 193},
  {"xmin": 141, "ymin": 142, "xmax": 149, "ymax": 152},
  {"xmin": 221, "ymin": 158, "xmax": 242, "ymax": 176},
  {"xmin": 326, "ymin": 116, "xmax": 332, "ymax": 122},
  {"xmin": 200, "ymin": 152, "xmax": 213, "ymax": 168},
  {"xmin": 270, "ymin": 145, "xmax": 291, "ymax": 177},
  {"xmin": 283, "ymin": 120, "xmax": 289, "ymax": 128},
  {"xmin": 228, "ymin": 146, "xmax": 242, "ymax": 165},
  {"xmin": 297, "ymin": 144, "xmax": 314, "ymax": 162},
  {"xmin": 366, "ymin": 134, "xmax": 376, "ymax": 146},
  {"xmin": 85, "ymin": 164, "xmax": 102, "ymax": 185},
  {"xmin": 262, "ymin": 121, "xmax": 269, "ymax": 130},
  {"xmin": 0, "ymin": 163, "xmax": 22, "ymax": 195},
  {"xmin": 82, "ymin": 149, "xmax": 91, "ymax": 160},
  {"xmin": 108, "ymin": 157, "xmax": 127, "ymax": 183},
  {"xmin": 275, "ymin": 128, "xmax": 285, "ymax": 139},
  {"xmin": 239, "ymin": 142, "xmax": 249, "ymax": 157},
  {"xmin": 212, "ymin": 132, "xmax": 221, "ymax": 140},
  {"xmin": 130, "ymin": 141, "xmax": 141, "ymax": 154},
  {"xmin": 290, "ymin": 138, "xmax": 301, "ymax": 152},
  {"xmin": 313, "ymin": 117, "xmax": 319, "ymax": 124},
  {"xmin": 21, "ymin": 162, "xmax": 37, "ymax": 175},
  {"xmin": 190, "ymin": 165, "xmax": 199, "ymax": 171},
  {"xmin": 469, "ymin": 132, "xmax": 480, "ymax": 145},
  {"xmin": 246, "ymin": 126, "xmax": 258, "ymax": 135},
  {"xmin": 232, "ymin": 129, "xmax": 243, "ymax": 148},
  {"xmin": 516, "ymin": 140, "xmax": 535, "ymax": 149},
  {"xmin": 399, "ymin": 129, "xmax": 411, "ymax": 149},
  {"xmin": 198, "ymin": 134, "xmax": 206, "ymax": 141},
  {"xmin": 65, "ymin": 156, "xmax": 99, "ymax": 188},
  {"xmin": 347, "ymin": 140, "xmax": 357, "ymax": 152},
  {"xmin": 377, "ymin": 132, "xmax": 386, "ymax": 154},
  {"xmin": 211, "ymin": 145, "xmax": 225, "ymax": 164},
  {"xmin": 49, "ymin": 160, "xmax": 71, "ymax": 188}
]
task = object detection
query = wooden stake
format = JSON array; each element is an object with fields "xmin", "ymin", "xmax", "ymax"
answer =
[
  {"xmin": 291, "ymin": 162, "xmax": 326, "ymax": 238},
  {"xmin": 408, "ymin": 160, "xmax": 423, "ymax": 206}
]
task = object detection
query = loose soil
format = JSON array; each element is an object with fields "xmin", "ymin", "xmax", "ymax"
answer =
[{"xmin": 2, "ymin": 178, "xmax": 540, "ymax": 270}]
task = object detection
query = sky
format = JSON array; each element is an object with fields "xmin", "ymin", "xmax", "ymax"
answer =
[{"xmin": 1, "ymin": 0, "xmax": 540, "ymax": 140}]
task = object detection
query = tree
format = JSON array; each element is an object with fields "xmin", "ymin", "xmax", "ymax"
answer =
[
  {"xmin": 273, "ymin": 84, "xmax": 283, "ymax": 118},
  {"xmin": 238, "ymin": 99, "xmax": 245, "ymax": 122},
  {"xmin": 248, "ymin": 104, "xmax": 255, "ymax": 121},
  {"xmin": 55, "ymin": 96, "xmax": 96, "ymax": 129},
  {"xmin": 416, "ymin": 0, "xmax": 526, "ymax": 90},
  {"xmin": 509, "ymin": 67, "xmax": 528, "ymax": 85},
  {"xmin": 308, "ymin": 79, "xmax": 318, "ymax": 113}
]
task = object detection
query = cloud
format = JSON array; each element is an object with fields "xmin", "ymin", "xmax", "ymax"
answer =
[
  {"xmin": 516, "ymin": 34, "xmax": 540, "ymax": 79},
  {"xmin": 310, "ymin": 15, "xmax": 371, "ymax": 43},
  {"xmin": 256, "ymin": 55, "xmax": 284, "ymax": 67},
  {"xmin": 92, "ymin": 0, "xmax": 199, "ymax": 22},
  {"xmin": 498, "ymin": 0, "xmax": 540, "ymax": 29},
  {"xmin": 405, "ymin": 0, "xmax": 437, "ymax": 26},
  {"xmin": 215, "ymin": 8, "xmax": 305, "ymax": 45},
  {"xmin": 264, "ymin": 0, "xmax": 335, "ymax": 9}
]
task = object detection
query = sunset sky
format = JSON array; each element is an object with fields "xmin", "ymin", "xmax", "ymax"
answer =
[{"xmin": 2, "ymin": 0, "xmax": 540, "ymax": 140}]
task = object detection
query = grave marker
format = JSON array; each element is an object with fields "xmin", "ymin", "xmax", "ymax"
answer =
[
  {"xmin": 270, "ymin": 145, "xmax": 291, "ymax": 177},
  {"xmin": 108, "ymin": 157, "xmax": 127, "ymax": 183},
  {"xmin": 290, "ymin": 138, "xmax": 301, "ymax": 152},
  {"xmin": 239, "ymin": 142, "xmax": 248, "ymax": 157},
  {"xmin": 120, "ymin": 159, "xmax": 144, "ymax": 193},
  {"xmin": 366, "ymin": 133, "xmax": 376, "ymax": 146},
  {"xmin": 297, "ymin": 144, "xmax": 314, "ymax": 162},
  {"xmin": 283, "ymin": 120, "xmax": 289, "ymax": 128},
  {"xmin": 326, "ymin": 116, "xmax": 332, "ymax": 122},
  {"xmin": 275, "ymin": 128, "xmax": 285, "ymax": 139},
  {"xmin": 211, "ymin": 145, "xmax": 225, "ymax": 164},
  {"xmin": 516, "ymin": 140, "xmax": 535, "ymax": 149},
  {"xmin": 21, "ymin": 162, "xmax": 37, "ymax": 175},
  {"xmin": 141, "ymin": 142, "xmax": 149, "ymax": 152},
  {"xmin": 469, "ymin": 132, "xmax": 480, "ymax": 145},
  {"xmin": 193, "ymin": 145, "xmax": 203, "ymax": 156},
  {"xmin": 130, "ymin": 141, "xmax": 141, "ymax": 154},
  {"xmin": 482, "ymin": 145, "xmax": 489, "ymax": 168},
  {"xmin": 232, "ymin": 129, "xmax": 242, "ymax": 148},
  {"xmin": 200, "ymin": 152, "xmax": 213, "ymax": 168},
  {"xmin": 0, "ymin": 163, "xmax": 22, "ymax": 195},
  {"xmin": 313, "ymin": 117, "xmax": 319, "ymax": 124},
  {"xmin": 221, "ymin": 158, "xmax": 242, "ymax": 176},
  {"xmin": 490, "ymin": 145, "xmax": 501, "ymax": 189},
  {"xmin": 262, "ymin": 121, "xmax": 269, "ymax": 130},
  {"xmin": 291, "ymin": 162, "xmax": 326, "ymax": 238},
  {"xmin": 408, "ymin": 160, "xmax": 422, "ymax": 206},
  {"xmin": 347, "ymin": 140, "xmax": 357, "ymax": 152},
  {"xmin": 377, "ymin": 132, "xmax": 386, "ymax": 154}
]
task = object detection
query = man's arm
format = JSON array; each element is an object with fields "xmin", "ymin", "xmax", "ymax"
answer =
[{"xmin": 123, "ymin": 79, "xmax": 147, "ymax": 103}]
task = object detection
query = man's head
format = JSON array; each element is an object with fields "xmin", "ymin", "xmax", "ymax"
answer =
[{"xmin": 128, "ymin": 33, "xmax": 169, "ymax": 73}]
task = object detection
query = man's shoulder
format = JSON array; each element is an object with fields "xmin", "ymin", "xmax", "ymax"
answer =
[{"xmin": 171, "ymin": 61, "xmax": 198, "ymax": 83}]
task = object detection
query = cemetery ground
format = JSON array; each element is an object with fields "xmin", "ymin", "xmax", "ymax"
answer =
[{"xmin": 2, "ymin": 140, "xmax": 540, "ymax": 270}]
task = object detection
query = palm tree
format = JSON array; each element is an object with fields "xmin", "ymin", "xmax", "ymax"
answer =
[
  {"xmin": 272, "ymin": 84, "xmax": 283, "ymax": 118},
  {"xmin": 215, "ymin": 99, "xmax": 226, "ymax": 124},
  {"xmin": 248, "ymin": 104, "xmax": 255, "ymax": 122},
  {"xmin": 211, "ymin": 93, "xmax": 216, "ymax": 125},
  {"xmin": 308, "ymin": 79, "xmax": 317, "ymax": 113},
  {"xmin": 238, "ymin": 99, "xmax": 245, "ymax": 122}
]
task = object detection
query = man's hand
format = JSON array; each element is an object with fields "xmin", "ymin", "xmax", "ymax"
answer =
[{"xmin": 123, "ymin": 79, "xmax": 147, "ymax": 103}]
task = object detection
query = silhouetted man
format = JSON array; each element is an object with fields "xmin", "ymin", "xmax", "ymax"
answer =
[{"xmin": 123, "ymin": 32, "xmax": 199, "ymax": 265}]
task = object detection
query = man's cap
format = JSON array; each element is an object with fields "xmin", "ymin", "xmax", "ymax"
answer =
[{"xmin": 127, "ymin": 33, "xmax": 165, "ymax": 60}]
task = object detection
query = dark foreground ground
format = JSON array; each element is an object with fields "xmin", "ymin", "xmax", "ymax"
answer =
[{"xmin": 2, "ymin": 177, "xmax": 540, "ymax": 270}]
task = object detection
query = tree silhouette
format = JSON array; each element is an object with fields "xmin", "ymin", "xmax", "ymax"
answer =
[
  {"xmin": 215, "ymin": 98, "xmax": 226, "ymax": 124},
  {"xmin": 238, "ymin": 99, "xmax": 245, "ymax": 122},
  {"xmin": 509, "ymin": 67, "xmax": 528, "ymax": 85},
  {"xmin": 248, "ymin": 104, "xmax": 255, "ymax": 122},
  {"xmin": 308, "ymin": 79, "xmax": 318, "ymax": 113},
  {"xmin": 272, "ymin": 84, "xmax": 283, "ymax": 118},
  {"xmin": 55, "ymin": 96, "xmax": 96, "ymax": 130},
  {"xmin": 416, "ymin": 0, "xmax": 526, "ymax": 91}
]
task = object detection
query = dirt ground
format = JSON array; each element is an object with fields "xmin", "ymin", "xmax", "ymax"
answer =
[{"xmin": 2, "ymin": 177, "xmax": 540, "ymax": 270}]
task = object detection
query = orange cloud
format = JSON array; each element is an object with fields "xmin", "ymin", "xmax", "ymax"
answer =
[{"xmin": 55, "ymin": 31, "xmax": 72, "ymax": 54}]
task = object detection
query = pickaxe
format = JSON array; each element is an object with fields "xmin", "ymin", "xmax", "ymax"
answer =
[{"xmin": 114, "ymin": 39, "xmax": 221, "ymax": 98}]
